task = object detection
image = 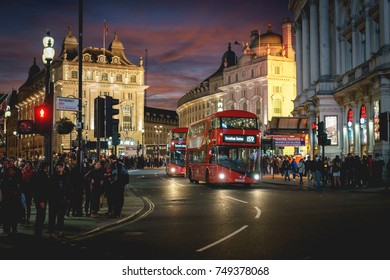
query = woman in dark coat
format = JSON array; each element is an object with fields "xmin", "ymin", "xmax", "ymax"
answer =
[
  {"xmin": 84, "ymin": 160, "xmax": 106, "ymax": 217},
  {"xmin": 48, "ymin": 162, "xmax": 71, "ymax": 238},
  {"xmin": 0, "ymin": 167, "xmax": 23, "ymax": 235},
  {"xmin": 31, "ymin": 161, "xmax": 50, "ymax": 237}
]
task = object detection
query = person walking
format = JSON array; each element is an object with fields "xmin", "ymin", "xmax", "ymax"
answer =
[
  {"xmin": 106, "ymin": 155, "xmax": 129, "ymax": 218},
  {"xmin": 0, "ymin": 167, "xmax": 24, "ymax": 235},
  {"xmin": 315, "ymin": 156, "xmax": 323, "ymax": 189},
  {"xmin": 84, "ymin": 160, "xmax": 106, "ymax": 218},
  {"xmin": 21, "ymin": 161, "xmax": 35, "ymax": 224},
  {"xmin": 48, "ymin": 162, "xmax": 71, "ymax": 238},
  {"xmin": 67, "ymin": 155, "xmax": 84, "ymax": 217},
  {"xmin": 31, "ymin": 161, "xmax": 50, "ymax": 238},
  {"xmin": 372, "ymin": 153, "xmax": 385, "ymax": 187},
  {"xmin": 332, "ymin": 155, "xmax": 342, "ymax": 188},
  {"xmin": 297, "ymin": 158, "xmax": 305, "ymax": 185},
  {"xmin": 291, "ymin": 157, "xmax": 298, "ymax": 181},
  {"xmin": 282, "ymin": 157, "xmax": 291, "ymax": 182}
]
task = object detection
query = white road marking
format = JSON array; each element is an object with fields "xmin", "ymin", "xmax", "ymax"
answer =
[
  {"xmin": 225, "ymin": 196, "xmax": 248, "ymax": 204},
  {"xmin": 254, "ymin": 207, "xmax": 261, "ymax": 219},
  {"xmin": 196, "ymin": 225, "xmax": 249, "ymax": 252}
]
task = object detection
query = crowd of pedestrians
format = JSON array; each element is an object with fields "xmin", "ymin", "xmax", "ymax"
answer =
[
  {"xmin": 0, "ymin": 153, "xmax": 129, "ymax": 239},
  {"xmin": 261, "ymin": 152, "xmax": 390, "ymax": 190}
]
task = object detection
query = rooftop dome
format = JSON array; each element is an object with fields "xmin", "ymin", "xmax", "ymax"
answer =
[
  {"xmin": 28, "ymin": 58, "xmax": 40, "ymax": 77},
  {"xmin": 59, "ymin": 26, "xmax": 78, "ymax": 60},
  {"xmin": 108, "ymin": 31, "xmax": 132, "ymax": 64},
  {"xmin": 260, "ymin": 24, "xmax": 282, "ymax": 45},
  {"xmin": 108, "ymin": 31, "xmax": 124, "ymax": 51}
]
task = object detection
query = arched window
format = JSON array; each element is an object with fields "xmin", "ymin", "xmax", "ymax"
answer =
[
  {"xmin": 256, "ymin": 99, "xmax": 261, "ymax": 115},
  {"xmin": 243, "ymin": 102, "xmax": 248, "ymax": 111}
]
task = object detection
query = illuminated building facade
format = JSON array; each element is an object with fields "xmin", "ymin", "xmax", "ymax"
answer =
[
  {"xmin": 177, "ymin": 19, "xmax": 296, "ymax": 135},
  {"xmin": 289, "ymin": 0, "xmax": 390, "ymax": 161},
  {"xmin": 9, "ymin": 27, "xmax": 147, "ymax": 159}
]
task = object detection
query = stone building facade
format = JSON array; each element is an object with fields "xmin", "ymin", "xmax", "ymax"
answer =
[
  {"xmin": 9, "ymin": 27, "xmax": 147, "ymax": 159},
  {"xmin": 289, "ymin": 0, "xmax": 390, "ymax": 161},
  {"xmin": 177, "ymin": 19, "xmax": 296, "ymax": 136}
]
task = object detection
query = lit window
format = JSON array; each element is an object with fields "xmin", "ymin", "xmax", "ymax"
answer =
[{"xmin": 273, "ymin": 99, "xmax": 282, "ymax": 116}]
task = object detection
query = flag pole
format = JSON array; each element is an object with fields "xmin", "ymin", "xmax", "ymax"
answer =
[{"xmin": 103, "ymin": 20, "xmax": 107, "ymax": 56}]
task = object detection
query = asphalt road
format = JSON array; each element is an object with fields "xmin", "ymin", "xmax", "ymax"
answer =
[{"xmin": 36, "ymin": 170, "xmax": 390, "ymax": 260}]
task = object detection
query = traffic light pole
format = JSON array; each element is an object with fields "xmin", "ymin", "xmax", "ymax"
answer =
[
  {"xmin": 77, "ymin": 0, "xmax": 84, "ymax": 173},
  {"xmin": 44, "ymin": 61, "xmax": 53, "ymax": 175}
]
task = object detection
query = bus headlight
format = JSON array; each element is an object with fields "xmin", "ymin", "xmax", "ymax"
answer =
[
  {"xmin": 253, "ymin": 173, "xmax": 260, "ymax": 181},
  {"xmin": 170, "ymin": 167, "xmax": 176, "ymax": 173},
  {"xmin": 218, "ymin": 173, "xmax": 225, "ymax": 180}
]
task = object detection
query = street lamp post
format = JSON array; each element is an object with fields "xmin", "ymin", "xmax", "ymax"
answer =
[
  {"xmin": 4, "ymin": 107, "xmax": 11, "ymax": 157},
  {"xmin": 13, "ymin": 130, "xmax": 18, "ymax": 158},
  {"xmin": 141, "ymin": 128, "xmax": 145, "ymax": 156},
  {"xmin": 154, "ymin": 125, "xmax": 162, "ymax": 157},
  {"xmin": 42, "ymin": 30, "xmax": 55, "ymax": 174}
]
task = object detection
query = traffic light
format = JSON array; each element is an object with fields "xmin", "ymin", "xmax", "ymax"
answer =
[
  {"xmin": 105, "ymin": 96, "xmax": 119, "ymax": 138},
  {"xmin": 379, "ymin": 112, "xmax": 389, "ymax": 141},
  {"xmin": 17, "ymin": 120, "xmax": 34, "ymax": 134},
  {"xmin": 94, "ymin": 97, "xmax": 105, "ymax": 138},
  {"xmin": 311, "ymin": 122, "xmax": 316, "ymax": 134},
  {"xmin": 112, "ymin": 129, "xmax": 121, "ymax": 146},
  {"xmin": 34, "ymin": 105, "xmax": 52, "ymax": 134},
  {"xmin": 317, "ymin": 121, "xmax": 328, "ymax": 146}
]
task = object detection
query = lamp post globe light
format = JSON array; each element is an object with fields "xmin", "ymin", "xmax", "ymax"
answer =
[
  {"xmin": 42, "ymin": 30, "xmax": 55, "ymax": 173},
  {"xmin": 42, "ymin": 30, "xmax": 55, "ymax": 97}
]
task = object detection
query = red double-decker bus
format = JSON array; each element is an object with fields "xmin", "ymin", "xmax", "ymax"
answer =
[
  {"xmin": 166, "ymin": 127, "xmax": 188, "ymax": 176},
  {"xmin": 186, "ymin": 110, "xmax": 261, "ymax": 187}
]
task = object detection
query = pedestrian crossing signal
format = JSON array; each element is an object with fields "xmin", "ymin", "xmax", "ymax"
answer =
[{"xmin": 34, "ymin": 105, "xmax": 51, "ymax": 134}]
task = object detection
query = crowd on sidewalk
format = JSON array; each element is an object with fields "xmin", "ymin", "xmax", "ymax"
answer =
[
  {"xmin": 261, "ymin": 152, "xmax": 390, "ymax": 190},
  {"xmin": 0, "ymin": 153, "xmax": 129, "ymax": 239}
]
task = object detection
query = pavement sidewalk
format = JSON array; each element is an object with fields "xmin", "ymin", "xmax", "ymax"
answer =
[
  {"xmin": 259, "ymin": 172, "xmax": 388, "ymax": 193},
  {"xmin": 14, "ymin": 187, "xmax": 144, "ymax": 241}
]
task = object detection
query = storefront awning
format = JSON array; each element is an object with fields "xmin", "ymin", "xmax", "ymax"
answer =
[{"xmin": 267, "ymin": 117, "xmax": 309, "ymax": 134}]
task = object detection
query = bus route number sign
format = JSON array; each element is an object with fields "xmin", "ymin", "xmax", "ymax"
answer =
[{"xmin": 223, "ymin": 135, "xmax": 256, "ymax": 143}]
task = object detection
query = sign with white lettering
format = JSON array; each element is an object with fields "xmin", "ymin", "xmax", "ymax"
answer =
[
  {"xmin": 266, "ymin": 135, "xmax": 305, "ymax": 147},
  {"xmin": 174, "ymin": 144, "xmax": 186, "ymax": 149},
  {"xmin": 223, "ymin": 135, "xmax": 256, "ymax": 143},
  {"xmin": 56, "ymin": 97, "xmax": 79, "ymax": 112}
]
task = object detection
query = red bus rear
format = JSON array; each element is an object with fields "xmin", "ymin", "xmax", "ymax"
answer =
[
  {"xmin": 166, "ymin": 127, "xmax": 188, "ymax": 176},
  {"xmin": 186, "ymin": 110, "xmax": 261, "ymax": 187}
]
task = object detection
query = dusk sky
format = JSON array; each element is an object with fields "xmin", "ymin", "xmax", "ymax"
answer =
[{"xmin": 0, "ymin": 0, "xmax": 293, "ymax": 111}]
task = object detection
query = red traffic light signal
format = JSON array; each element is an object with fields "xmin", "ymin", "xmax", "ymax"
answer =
[
  {"xmin": 311, "ymin": 122, "xmax": 316, "ymax": 133},
  {"xmin": 34, "ymin": 105, "xmax": 52, "ymax": 134},
  {"xmin": 17, "ymin": 120, "xmax": 34, "ymax": 134}
]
